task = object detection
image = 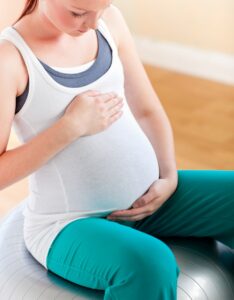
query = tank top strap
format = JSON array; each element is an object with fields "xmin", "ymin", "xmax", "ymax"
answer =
[
  {"xmin": 0, "ymin": 19, "xmax": 117, "ymax": 77},
  {"xmin": 98, "ymin": 18, "xmax": 118, "ymax": 54},
  {"xmin": 0, "ymin": 26, "xmax": 35, "ymax": 78}
]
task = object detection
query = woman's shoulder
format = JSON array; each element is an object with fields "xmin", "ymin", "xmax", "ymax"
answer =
[
  {"xmin": 0, "ymin": 39, "xmax": 27, "ymax": 97},
  {"xmin": 0, "ymin": 38, "xmax": 21, "ymax": 68}
]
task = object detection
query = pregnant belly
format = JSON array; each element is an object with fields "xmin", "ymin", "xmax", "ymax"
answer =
[{"xmin": 30, "ymin": 102, "xmax": 160, "ymax": 214}]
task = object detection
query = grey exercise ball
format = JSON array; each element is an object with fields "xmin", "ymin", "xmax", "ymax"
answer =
[
  {"xmin": 0, "ymin": 200, "xmax": 233, "ymax": 299},
  {"xmin": 161, "ymin": 236, "xmax": 234, "ymax": 300}
]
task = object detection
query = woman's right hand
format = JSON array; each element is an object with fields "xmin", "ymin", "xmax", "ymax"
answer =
[{"xmin": 63, "ymin": 90, "xmax": 124, "ymax": 138}]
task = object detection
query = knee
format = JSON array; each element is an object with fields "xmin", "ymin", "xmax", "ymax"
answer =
[
  {"xmin": 138, "ymin": 243, "xmax": 179, "ymax": 283},
  {"xmin": 121, "ymin": 240, "xmax": 180, "ymax": 286}
]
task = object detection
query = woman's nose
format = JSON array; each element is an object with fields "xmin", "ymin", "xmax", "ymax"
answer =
[{"xmin": 85, "ymin": 16, "xmax": 99, "ymax": 30}]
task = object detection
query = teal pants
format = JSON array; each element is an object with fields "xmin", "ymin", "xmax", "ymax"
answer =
[{"xmin": 46, "ymin": 170, "xmax": 234, "ymax": 299}]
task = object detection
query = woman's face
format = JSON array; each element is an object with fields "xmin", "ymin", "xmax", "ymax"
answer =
[{"xmin": 40, "ymin": 0, "xmax": 112, "ymax": 36}]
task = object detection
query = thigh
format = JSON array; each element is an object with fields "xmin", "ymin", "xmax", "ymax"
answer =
[
  {"xmin": 133, "ymin": 170, "xmax": 234, "ymax": 249},
  {"xmin": 46, "ymin": 217, "xmax": 179, "ymax": 292}
]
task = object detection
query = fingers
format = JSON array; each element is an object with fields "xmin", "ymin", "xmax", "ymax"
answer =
[
  {"xmin": 108, "ymin": 101, "xmax": 124, "ymax": 118},
  {"xmin": 90, "ymin": 91, "xmax": 124, "ymax": 119},
  {"xmin": 104, "ymin": 92, "xmax": 118, "ymax": 101},
  {"xmin": 108, "ymin": 213, "xmax": 149, "ymax": 222}
]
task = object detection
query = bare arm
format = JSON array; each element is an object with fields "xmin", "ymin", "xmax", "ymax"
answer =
[
  {"xmin": 0, "ymin": 42, "xmax": 79, "ymax": 191},
  {"xmin": 135, "ymin": 113, "xmax": 178, "ymax": 183},
  {"xmin": 0, "ymin": 118, "xmax": 78, "ymax": 191},
  {"xmin": 104, "ymin": 5, "xmax": 178, "ymax": 184}
]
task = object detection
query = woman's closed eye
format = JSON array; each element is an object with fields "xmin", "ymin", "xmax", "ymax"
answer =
[{"xmin": 71, "ymin": 12, "xmax": 86, "ymax": 18}]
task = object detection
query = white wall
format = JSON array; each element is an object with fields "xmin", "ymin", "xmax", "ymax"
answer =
[
  {"xmin": 0, "ymin": 0, "xmax": 25, "ymax": 30},
  {"xmin": 114, "ymin": 0, "xmax": 234, "ymax": 55}
]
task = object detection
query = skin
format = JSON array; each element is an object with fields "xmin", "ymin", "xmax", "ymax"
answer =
[
  {"xmin": 20, "ymin": 0, "xmax": 178, "ymax": 222},
  {"xmin": 28, "ymin": 0, "xmax": 112, "ymax": 40}
]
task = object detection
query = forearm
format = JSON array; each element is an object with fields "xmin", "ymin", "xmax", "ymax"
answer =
[
  {"xmin": 136, "ymin": 109, "xmax": 178, "ymax": 184},
  {"xmin": 0, "ymin": 117, "xmax": 79, "ymax": 191}
]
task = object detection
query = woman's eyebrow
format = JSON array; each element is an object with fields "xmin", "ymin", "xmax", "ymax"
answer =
[{"xmin": 71, "ymin": 6, "xmax": 88, "ymax": 12}]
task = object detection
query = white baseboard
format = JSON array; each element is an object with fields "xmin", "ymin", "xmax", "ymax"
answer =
[{"xmin": 134, "ymin": 35, "xmax": 234, "ymax": 86}]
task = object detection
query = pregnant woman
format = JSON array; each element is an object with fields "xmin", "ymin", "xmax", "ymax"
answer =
[{"xmin": 0, "ymin": 1, "xmax": 233, "ymax": 299}]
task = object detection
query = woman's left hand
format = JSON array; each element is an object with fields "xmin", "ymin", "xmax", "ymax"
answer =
[{"xmin": 107, "ymin": 177, "xmax": 178, "ymax": 222}]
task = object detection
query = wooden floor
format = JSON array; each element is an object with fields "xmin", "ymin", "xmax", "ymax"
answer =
[{"xmin": 0, "ymin": 65, "xmax": 234, "ymax": 218}]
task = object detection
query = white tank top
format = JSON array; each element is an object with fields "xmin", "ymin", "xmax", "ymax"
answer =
[{"xmin": 0, "ymin": 18, "xmax": 159, "ymax": 269}]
